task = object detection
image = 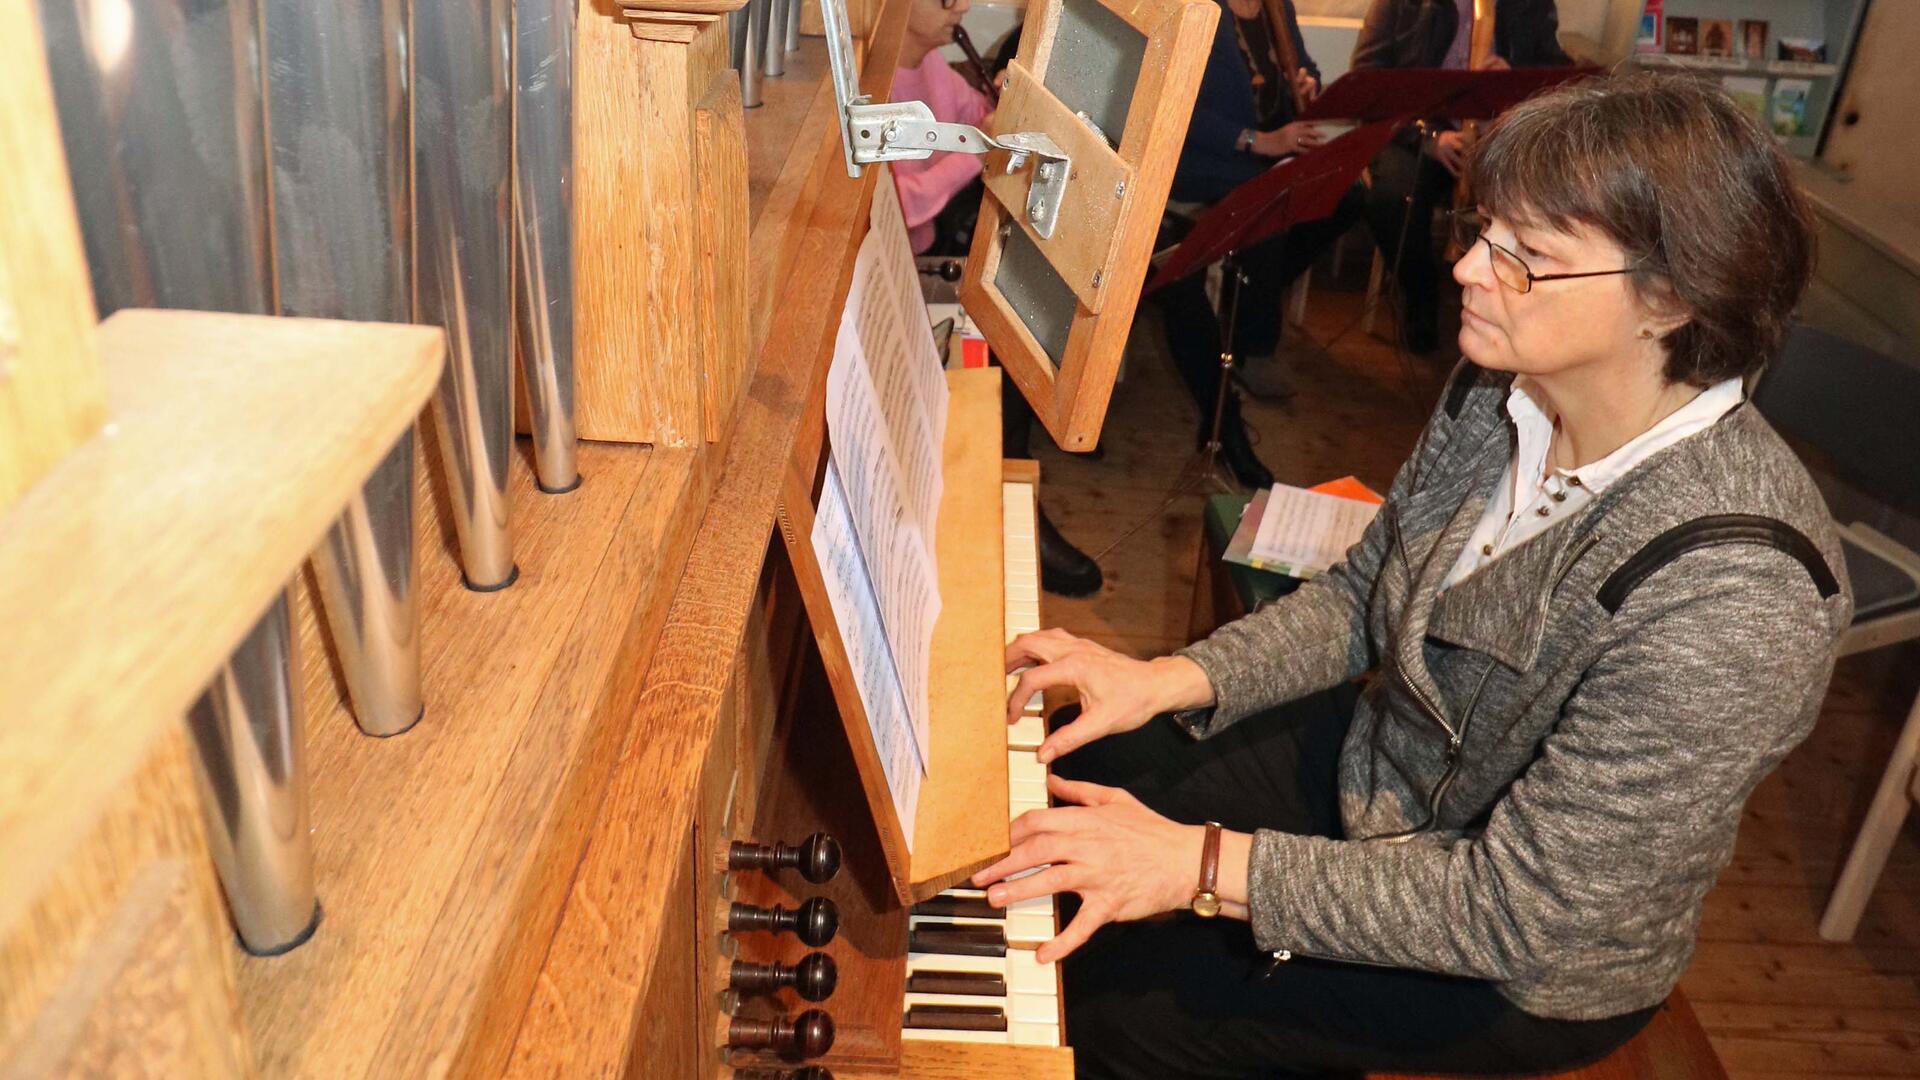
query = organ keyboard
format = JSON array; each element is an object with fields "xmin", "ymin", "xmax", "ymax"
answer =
[{"xmin": 897, "ymin": 468, "xmax": 1069, "ymax": 1055}]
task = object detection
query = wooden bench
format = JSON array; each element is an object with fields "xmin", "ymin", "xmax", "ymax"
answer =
[{"xmin": 1374, "ymin": 990, "xmax": 1726, "ymax": 1080}]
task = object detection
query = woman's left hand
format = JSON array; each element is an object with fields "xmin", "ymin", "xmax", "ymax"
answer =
[{"xmin": 971, "ymin": 774, "xmax": 1200, "ymax": 963}]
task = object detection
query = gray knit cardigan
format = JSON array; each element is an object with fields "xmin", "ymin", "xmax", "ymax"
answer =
[{"xmin": 1176, "ymin": 364, "xmax": 1853, "ymax": 1020}]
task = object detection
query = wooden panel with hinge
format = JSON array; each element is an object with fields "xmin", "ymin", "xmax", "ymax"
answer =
[{"xmin": 959, "ymin": 0, "xmax": 1218, "ymax": 451}]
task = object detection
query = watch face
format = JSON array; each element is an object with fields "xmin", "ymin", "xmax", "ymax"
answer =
[{"xmin": 1192, "ymin": 893, "xmax": 1221, "ymax": 918}]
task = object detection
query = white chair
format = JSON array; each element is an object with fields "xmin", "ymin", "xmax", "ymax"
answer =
[{"xmin": 1751, "ymin": 324, "xmax": 1920, "ymax": 941}]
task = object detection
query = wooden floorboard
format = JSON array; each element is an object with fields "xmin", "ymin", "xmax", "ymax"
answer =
[{"xmin": 1036, "ymin": 264, "xmax": 1920, "ymax": 1079}]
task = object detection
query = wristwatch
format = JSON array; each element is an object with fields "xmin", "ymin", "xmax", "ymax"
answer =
[
  {"xmin": 1237, "ymin": 128, "xmax": 1256, "ymax": 153},
  {"xmin": 1191, "ymin": 821, "xmax": 1224, "ymax": 918}
]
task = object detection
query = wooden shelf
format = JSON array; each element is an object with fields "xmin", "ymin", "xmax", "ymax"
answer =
[
  {"xmin": 233, "ymin": 435, "xmax": 718, "ymax": 1078},
  {"xmin": 1634, "ymin": 52, "xmax": 1839, "ymax": 77},
  {"xmin": 0, "ymin": 309, "xmax": 441, "ymax": 934}
]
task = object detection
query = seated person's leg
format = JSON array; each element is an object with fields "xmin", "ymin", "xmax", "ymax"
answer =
[
  {"xmin": 1050, "ymin": 684, "xmax": 1658, "ymax": 1079},
  {"xmin": 1232, "ymin": 184, "xmax": 1366, "ymax": 362},
  {"xmin": 1045, "ymin": 683, "xmax": 1356, "ymax": 838},
  {"xmin": 1152, "ymin": 274, "xmax": 1275, "ymax": 490},
  {"xmin": 994, "ymin": 351, "xmax": 1103, "ymax": 596},
  {"xmin": 1065, "ymin": 915, "xmax": 1657, "ymax": 1080}
]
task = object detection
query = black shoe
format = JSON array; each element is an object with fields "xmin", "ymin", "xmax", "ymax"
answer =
[
  {"xmin": 1037, "ymin": 507, "xmax": 1103, "ymax": 598},
  {"xmin": 1217, "ymin": 420, "xmax": 1275, "ymax": 490}
]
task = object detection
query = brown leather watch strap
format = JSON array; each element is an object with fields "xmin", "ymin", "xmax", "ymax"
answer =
[{"xmin": 1198, "ymin": 821, "xmax": 1223, "ymax": 894}]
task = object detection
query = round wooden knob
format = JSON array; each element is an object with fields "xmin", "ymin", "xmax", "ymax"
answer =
[
  {"xmin": 727, "ymin": 897, "xmax": 839, "ymax": 947},
  {"xmin": 728, "ymin": 833, "xmax": 842, "ymax": 884},
  {"xmin": 729, "ymin": 951, "xmax": 838, "ymax": 1001},
  {"xmin": 726, "ymin": 1008, "xmax": 835, "ymax": 1059}
]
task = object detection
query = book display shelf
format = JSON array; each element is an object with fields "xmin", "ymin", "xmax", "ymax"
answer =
[{"xmin": 1631, "ymin": 0, "xmax": 1870, "ymax": 159}]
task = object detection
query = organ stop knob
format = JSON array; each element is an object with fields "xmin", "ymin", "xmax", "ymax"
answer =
[
  {"xmin": 727, "ymin": 1008, "xmax": 835, "ymax": 1059},
  {"xmin": 728, "ymin": 897, "xmax": 839, "ymax": 947},
  {"xmin": 730, "ymin": 951, "xmax": 838, "ymax": 1001},
  {"xmin": 729, "ymin": 832, "xmax": 842, "ymax": 883}
]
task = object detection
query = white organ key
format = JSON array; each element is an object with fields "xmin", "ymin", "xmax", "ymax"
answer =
[
  {"xmin": 1013, "ymin": 1020, "xmax": 1063, "ymax": 1047},
  {"xmin": 1009, "ymin": 712, "xmax": 1046, "ymax": 751},
  {"xmin": 1007, "ymin": 749, "xmax": 1046, "ymax": 786},
  {"xmin": 908, "ymin": 914, "xmax": 1004, "ymax": 931},
  {"xmin": 1010, "ymin": 777, "xmax": 1048, "ymax": 806},
  {"xmin": 909, "ymin": 952, "xmax": 1002, "ymax": 975},
  {"xmin": 1007, "ymin": 948, "xmax": 1061, "ymax": 996},
  {"xmin": 1006, "ymin": 909, "xmax": 1055, "ymax": 947}
]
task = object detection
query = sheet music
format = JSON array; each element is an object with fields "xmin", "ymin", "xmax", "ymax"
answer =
[
  {"xmin": 1247, "ymin": 484, "xmax": 1380, "ymax": 578},
  {"xmin": 822, "ymin": 177, "xmax": 950, "ymax": 758},
  {"xmin": 812, "ymin": 460, "xmax": 923, "ymax": 847}
]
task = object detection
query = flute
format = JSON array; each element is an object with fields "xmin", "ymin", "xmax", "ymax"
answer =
[{"xmin": 952, "ymin": 25, "xmax": 1000, "ymax": 105}]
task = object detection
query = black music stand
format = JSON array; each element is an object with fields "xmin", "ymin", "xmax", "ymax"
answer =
[{"xmin": 1094, "ymin": 122, "xmax": 1397, "ymax": 559}]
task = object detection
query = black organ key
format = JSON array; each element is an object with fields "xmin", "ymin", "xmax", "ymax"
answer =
[
  {"xmin": 909, "ymin": 922, "xmax": 1007, "ymax": 957},
  {"xmin": 905, "ymin": 1004, "xmax": 1008, "ymax": 1032},
  {"xmin": 905, "ymin": 969, "xmax": 1008, "ymax": 997},
  {"xmin": 912, "ymin": 895, "xmax": 1003, "ymax": 920}
]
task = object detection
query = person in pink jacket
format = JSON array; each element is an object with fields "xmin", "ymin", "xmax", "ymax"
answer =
[
  {"xmin": 891, "ymin": 0, "xmax": 993, "ymax": 255},
  {"xmin": 889, "ymin": 0, "xmax": 1105, "ymax": 598}
]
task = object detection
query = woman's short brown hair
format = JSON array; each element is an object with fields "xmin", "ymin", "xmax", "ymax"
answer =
[{"xmin": 1470, "ymin": 72, "xmax": 1815, "ymax": 386}]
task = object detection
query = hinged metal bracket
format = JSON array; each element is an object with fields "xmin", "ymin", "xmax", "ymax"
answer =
[{"xmin": 818, "ymin": 0, "xmax": 1071, "ymax": 239}]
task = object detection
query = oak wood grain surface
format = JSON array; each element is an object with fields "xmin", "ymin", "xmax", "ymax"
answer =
[
  {"xmin": 0, "ymin": 310, "xmax": 441, "ymax": 940},
  {"xmin": 1, "ymin": 728, "xmax": 251, "ymax": 1079},
  {"xmin": 0, "ymin": 0, "xmax": 103, "ymax": 511},
  {"xmin": 232, "ymin": 433, "xmax": 712, "ymax": 1079},
  {"xmin": 505, "ymin": 3, "xmax": 913, "ymax": 1072}
]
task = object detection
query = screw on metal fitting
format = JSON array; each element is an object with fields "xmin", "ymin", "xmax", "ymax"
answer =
[
  {"xmin": 1114, "ymin": 180, "xmax": 1127, "ymax": 198},
  {"xmin": 1092, "ymin": 270, "xmax": 1103, "ymax": 288}
]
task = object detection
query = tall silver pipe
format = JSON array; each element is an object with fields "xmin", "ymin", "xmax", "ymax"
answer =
[
  {"xmin": 265, "ymin": 0, "xmax": 423, "ymax": 736},
  {"xmin": 36, "ymin": 0, "xmax": 272, "ymax": 317},
  {"xmin": 785, "ymin": 0, "xmax": 802, "ymax": 53},
  {"xmin": 185, "ymin": 594, "xmax": 319, "ymax": 955},
  {"xmin": 415, "ymin": 0, "xmax": 518, "ymax": 590},
  {"xmin": 515, "ymin": 0, "xmax": 580, "ymax": 494},
  {"xmin": 736, "ymin": 0, "xmax": 767, "ymax": 108},
  {"xmin": 764, "ymin": 0, "xmax": 788, "ymax": 77}
]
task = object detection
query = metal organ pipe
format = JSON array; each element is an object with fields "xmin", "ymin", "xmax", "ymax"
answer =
[
  {"xmin": 413, "ymin": 0, "xmax": 519, "ymax": 591},
  {"xmin": 264, "ymin": 0, "xmax": 425, "ymax": 736},
  {"xmin": 515, "ymin": 0, "xmax": 582, "ymax": 494}
]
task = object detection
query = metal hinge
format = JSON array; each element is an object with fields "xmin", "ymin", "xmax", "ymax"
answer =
[{"xmin": 818, "ymin": 0, "xmax": 1072, "ymax": 238}]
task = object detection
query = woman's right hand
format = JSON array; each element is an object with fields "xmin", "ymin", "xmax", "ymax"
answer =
[
  {"xmin": 1005, "ymin": 629, "xmax": 1215, "ymax": 764},
  {"xmin": 1250, "ymin": 121, "xmax": 1326, "ymax": 159}
]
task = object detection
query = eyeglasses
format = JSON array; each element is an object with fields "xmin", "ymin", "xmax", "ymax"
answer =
[{"xmin": 1450, "ymin": 211, "xmax": 1638, "ymax": 295}]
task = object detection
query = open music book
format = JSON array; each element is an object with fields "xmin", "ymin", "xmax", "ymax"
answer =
[{"xmin": 811, "ymin": 176, "xmax": 950, "ymax": 847}]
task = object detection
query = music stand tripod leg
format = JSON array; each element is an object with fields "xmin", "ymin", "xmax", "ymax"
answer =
[{"xmin": 1092, "ymin": 249, "xmax": 1254, "ymax": 562}]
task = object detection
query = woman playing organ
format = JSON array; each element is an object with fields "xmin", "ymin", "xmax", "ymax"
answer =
[{"xmin": 977, "ymin": 73, "xmax": 1851, "ymax": 1078}]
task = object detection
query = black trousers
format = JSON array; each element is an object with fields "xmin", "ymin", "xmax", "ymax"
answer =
[
  {"xmin": 1362, "ymin": 140, "xmax": 1456, "ymax": 331},
  {"xmin": 1046, "ymin": 690, "xmax": 1658, "ymax": 1079},
  {"xmin": 1155, "ymin": 185, "xmax": 1366, "ymax": 432}
]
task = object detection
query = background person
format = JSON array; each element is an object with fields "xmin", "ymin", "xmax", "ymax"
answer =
[
  {"xmin": 1352, "ymin": 0, "xmax": 1569, "ymax": 354},
  {"xmin": 1154, "ymin": 0, "xmax": 1365, "ymax": 489}
]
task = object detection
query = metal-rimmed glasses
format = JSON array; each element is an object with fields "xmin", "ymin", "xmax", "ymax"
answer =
[{"xmin": 1450, "ymin": 211, "xmax": 1640, "ymax": 294}]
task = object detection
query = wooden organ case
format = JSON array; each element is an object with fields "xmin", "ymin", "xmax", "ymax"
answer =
[{"xmin": 0, "ymin": 0, "xmax": 1212, "ymax": 1076}]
